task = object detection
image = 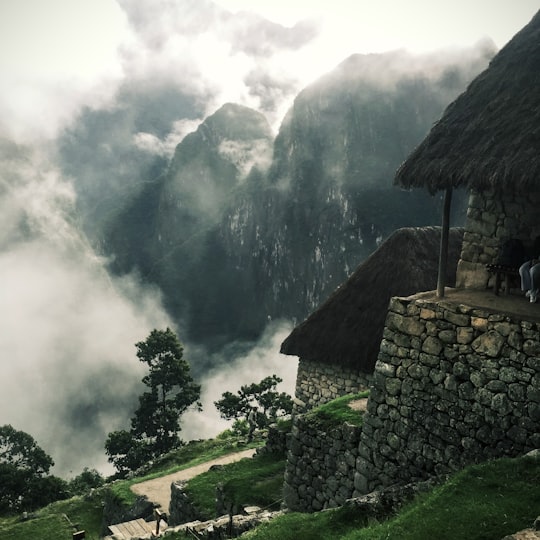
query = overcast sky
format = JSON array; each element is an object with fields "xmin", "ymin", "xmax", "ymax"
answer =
[{"xmin": 0, "ymin": 0, "xmax": 538, "ymax": 143}]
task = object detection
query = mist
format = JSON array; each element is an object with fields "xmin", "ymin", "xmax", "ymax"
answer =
[
  {"xmin": 0, "ymin": 143, "xmax": 172, "ymax": 476},
  {"xmin": 1, "ymin": 0, "xmax": 537, "ymax": 479},
  {"xmin": 181, "ymin": 321, "xmax": 298, "ymax": 441},
  {"xmin": 0, "ymin": 140, "xmax": 296, "ymax": 477}
]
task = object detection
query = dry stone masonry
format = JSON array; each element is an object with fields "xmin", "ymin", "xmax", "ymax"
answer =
[
  {"xmin": 355, "ymin": 294, "xmax": 540, "ymax": 495},
  {"xmin": 457, "ymin": 188, "xmax": 540, "ymax": 289},
  {"xmin": 283, "ymin": 414, "xmax": 362, "ymax": 511},
  {"xmin": 294, "ymin": 359, "xmax": 371, "ymax": 412}
]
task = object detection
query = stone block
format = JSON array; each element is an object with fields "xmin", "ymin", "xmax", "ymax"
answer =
[
  {"xmin": 471, "ymin": 330, "xmax": 505, "ymax": 358},
  {"xmin": 422, "ymin": 336, "xmax": 443, "ymax": 356},
  {"xmin": 491, "ymin": 393, "xmax": 512, "ymax": 416}
]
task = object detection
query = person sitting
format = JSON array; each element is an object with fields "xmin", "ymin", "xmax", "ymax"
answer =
[{"xmin": 519, "ymin": 256, "xmax": 540, "ymax": 303}]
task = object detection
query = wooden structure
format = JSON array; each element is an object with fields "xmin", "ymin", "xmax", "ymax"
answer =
[
  {"xmin": 485, "ymin": 263, "xmax": 520, "ymax": 295},
  {"xmin": 107, "ymin": 517, "xmax": 168, "ymax": 539}
]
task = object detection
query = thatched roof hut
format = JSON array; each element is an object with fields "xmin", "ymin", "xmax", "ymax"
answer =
[
  {"xmin": 280, "ymin": 226, "xmax": 464, "ymax": 372},
  {"xmin": 395, "ymin": 10, "xmax": 540, "ymax": 194}
]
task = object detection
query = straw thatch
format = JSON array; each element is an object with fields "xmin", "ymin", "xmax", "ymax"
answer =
[
  {"xmin": 280, "ymin": 226, "xmax": 464, "ymax": 371},
  {"xmin": 395, "ymin": 10, "xmax": 540, "ymax": 194}
]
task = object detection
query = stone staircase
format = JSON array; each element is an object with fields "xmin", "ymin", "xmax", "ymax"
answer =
[{"xmin": 105, "ymin": 517, "xmax": 168, "ymax": 539}]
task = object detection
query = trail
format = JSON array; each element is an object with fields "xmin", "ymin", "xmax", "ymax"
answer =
[{"xmin": 130, "ymin": 448, "xmax": 257, "ymax": 511}]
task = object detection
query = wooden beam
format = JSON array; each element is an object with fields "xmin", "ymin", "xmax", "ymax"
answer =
[{"xmin": 437, "ymin": 188, "xmax": 453, "ymax": 298}]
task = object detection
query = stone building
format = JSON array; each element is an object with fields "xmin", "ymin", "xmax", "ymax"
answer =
[
  {"xmin": 283, "ymin": 10, "xmax": 540, "ymax": 510},
  {"xmin": 280, "ymin": 226, "xmax": 464, "ymax": 411},
  {"xmin": 395, "ymin": 10, "xmax": 540, "ymax": 290},
  {"xmin": 356, "ymin": 9, "xmax": 540, "ymax": 493}
]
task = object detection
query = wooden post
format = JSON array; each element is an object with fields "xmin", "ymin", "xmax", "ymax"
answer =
[
  {"xmin": 437, "ymin": 188, "xmax": 453, "ymax": 298},
  {"xmin": 154, "ymin": 509, "xmax": 164, "ymax": 536}
]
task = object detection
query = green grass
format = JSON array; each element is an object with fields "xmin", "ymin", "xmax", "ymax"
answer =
[
  {"xmin": 1, "ymin": 423, "xmax": 537, "ymax": 540},
  {"xmin": 241, "ymin": 506, "xmax": 368, "ymax": 540},
  {"xmin": 0, "ymin": 492, "xmax": 104, "ymax": 540},
  {"xmin": 184, "ymin": 452, "xmax": 286, "ymax": 519},
  {"xmin": 239, "ymin": 453, "xmax": 539, "ymax": 540},
  {"xmin": 110, "ymin": 434, "xmax": 264, "ymax": 506},
  {"xmin": 0, "ymin": 432, "xmax": 262, "ymax": 539},
  {"xmin": 305, "ymin": 391, "xmax": 369, "ymax": 429}
]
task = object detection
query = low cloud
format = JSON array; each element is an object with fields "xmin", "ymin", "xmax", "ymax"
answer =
[
  {"xmin": 0, "ymin": 0, "xmax": 128, "ymax": 143},
  {"xmin": 181, "ymin": 321, "xmax": 298, "ymax": 441},
  {"xmin": 133, "ymin": 118, "xmax": 203, "ymax": 157},
  {"xmin": 226, "ymin": 12, "xmax": 319, "ymax": 57},
  {"xmin": 0, "ymin": 146, "xmax": 171, "ymax": 476},
  {"xmin": 218, "ymin": 138, "xmax": 273, "ymax": 177}
]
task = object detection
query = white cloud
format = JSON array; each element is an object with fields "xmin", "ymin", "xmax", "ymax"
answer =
[
  {"xmin": 0, "ymin": 0, "xmax": 129, "ymax": 142},
  {"xmin": 133, "ymin": 118, "xmax": 203, "ymax": 156},
  {"xmin": 2, "ymin": 0, "xmax": 537, "ymax": 143},
  {"xmin": 0, "ymin": 0, "xmax": 538, "ymax": 476},
  {"xmin": 181, "ymin": 321, "xmax": 298, "ymax": 441},
  {"xmin": 0, "ymin": 148, "xmax": 172, "ymax": 475}
]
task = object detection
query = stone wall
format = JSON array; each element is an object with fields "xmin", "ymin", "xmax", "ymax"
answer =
[
  {"xmin": 101, "ymin": 489, "xmax": 155, "ymax": 535},
  {"xmin": 256, "ymin": 423, "xmax": 289, "ymax": 456},
  {"xmin": 354, "ymin": 293, "xmax": 540, "ymax": 495},
  {"xmin": 169, "ymin": 481, "xmax": 201, "ymax": 526},
  {"xmin": 457, "ymin": 188, "xmax": 540, "ymax": 289},
  {"xmin": 283, "ymin": 415, "xmax": 362, "ymax": 511},
  {"xmin": 294, "ymin": 359, "xmax": 372, "ymax": 412}
]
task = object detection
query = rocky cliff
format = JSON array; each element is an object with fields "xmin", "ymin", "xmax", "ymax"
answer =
[{"xmin": 102, "ymin": 49, "xmax": 493, "ymax": 355}]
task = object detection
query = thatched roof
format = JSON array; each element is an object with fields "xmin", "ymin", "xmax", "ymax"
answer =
[
  {"xmin": 280, "ymin": 226, "xmax": 464, "ymax": 372},
  {"xmin": 395, "ymin": 10, "xmax": 540, "ymax": 193}
]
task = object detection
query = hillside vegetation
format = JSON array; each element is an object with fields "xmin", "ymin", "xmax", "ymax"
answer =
[
  {"xmin": 240, "ymin": 453, "xmax": 539, "ymax": 540},
  {"xmin": 1, "ymin": 397, "xmax": 537, "ymax": 539}
]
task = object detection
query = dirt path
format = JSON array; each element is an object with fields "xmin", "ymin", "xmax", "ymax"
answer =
[{"xmin": 130, "ymin": 448, "xmax": 257, "ymax": 511}]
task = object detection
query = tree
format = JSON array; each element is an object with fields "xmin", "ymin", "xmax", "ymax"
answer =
[
  {"xmin": 0, "ymin": 425, "xmax": 67, "ymax": 513},
  {"xmin": 105, "ymin": 328, "xmax": 201, "ymax": 475},
  {"xmin": 68, "ymin": 467, "xmax": 104, "ymax": 496},
  {"xmin": 214, "ymin": 375, "xmax": 293, "ymax": 434},
  {"xmin": 104, "ymin": 429, "xmax": 150, "ymax": 476}
]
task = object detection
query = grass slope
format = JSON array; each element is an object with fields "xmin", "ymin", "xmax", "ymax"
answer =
[
  {"xmin": 241, "ymin": 453, "xmax": 540, "ymax": 540},
  {"xmin": 0, "ymin": 493, "xmax": 104, "ymax": 540},
  {"xmin": 110, "ymin": 433, "xmax": 263, "ymax": 506},
  {"xmin": 184, "ymin": 452, "xmax": 286, "ymax": 519},
  {"xmin": 1, "ymin": 406, "xmax": 537, "ymax": 540},
  {"xmin": 0, "ymin": 434, "xmax": 262, "ymax": 540},
  {"xmin": 305, "ymin": 391, "xmax": 369, "ymax": 428}
]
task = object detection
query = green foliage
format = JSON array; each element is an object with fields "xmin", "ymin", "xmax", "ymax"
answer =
[
  {"xmin": 305, "ymin": 391, "xmax": 369, "ymax": 429},
  {"xmin": 0, "ymin": 425, "xmax": 68, "ymax": 514},
  {"xmin": 231, "ymin": 419, "xmax": 249, "ymax": 436},
  {"xmin": 105, "ymin": 430, "xmax": 150, "ymax": 477},
  {"xmin": 109, "ymin": 434, "xmax": 262, "ymax": 507},
  {"xmin": 68, "ymin": 468, "xmax": 104, "ymax": 497},
  {"xmin": 214, "ymin": 375, "xmax": 293, "ymax": 429},
  {"xmin": 105, "ymin": 328, "xmax": 201, "ymax": 475},
  {"xmin": 0, "ymin": 425, "xmax": 53, "ymax": 474},
  {"xmin": 184, "ymin": 452, "xmax": 286, "ymax": 519}
]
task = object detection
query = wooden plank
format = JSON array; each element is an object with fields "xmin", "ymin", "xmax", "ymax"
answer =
[
  {"xmin": 107, "ymin": 524, "xmax": 125, "ymax": 539},
  {"xmin": 118, "ymin": 522, "xmax": 135, "ymax": 536},
  {"xmin": 108, "ymin": 517, "xmax": 169, "ymax": 539},
  {"xmin": 134, "ymin": 518, "xmax": 152, "ymax": 533}
]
